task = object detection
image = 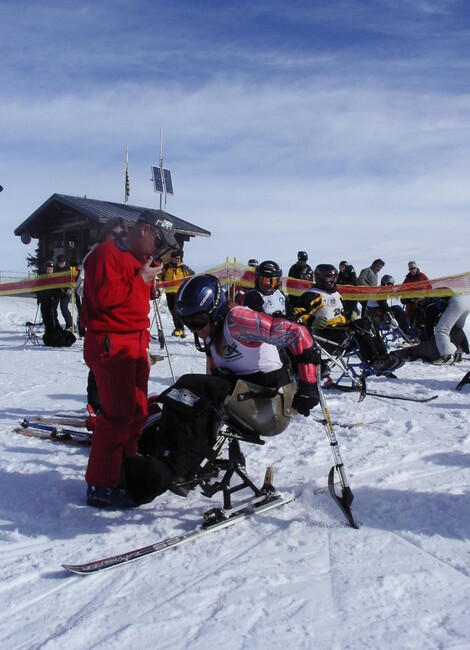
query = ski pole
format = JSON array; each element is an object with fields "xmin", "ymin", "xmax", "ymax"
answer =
[
  {"xmin": 315, "ymin": 365, "xmax": 358, "ymax": 528},
  {"xmin": 312, "ymin": 334, "xmax": 366, "ymax": 399},
  {"xmin": 152, "ymin": 291, "xmax": 176, "ymax": 383}
]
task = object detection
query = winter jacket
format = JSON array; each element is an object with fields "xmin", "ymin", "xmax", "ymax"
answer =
[
  {"xmin": 81, "ymin": 238, "xmax": 152, "ymax": 334},
  {"xmin": 401, "ymin": 269, "xmax": 430, "ymax": 305},
  {"xmin": 288, "ymin": 261, "xmax": 313, "ymax": 282},
  {"xmin": 159, "ymin": 262, "xmax": 194, "ymax": 292},
  {"xmin": 403, "ymin": 269, "xmax": 429, "ymax": 285},
  {"xmin": 357, "ymin": 266, "xmax": 378, "ymax": 287},
  {"xmin": 337, "ymin": 266, "xmax": 357, "ymax": 286}
]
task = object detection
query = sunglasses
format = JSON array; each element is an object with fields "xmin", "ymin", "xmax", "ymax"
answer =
[
  {"xmin": 384, "ymin": 282, "xmax": 394, "ymax": 286},
  {"xmin": 148, "ymin": 225, "xmax": 166, "ymax": 251},
  {"xmin": 181, "ymin": 313, "xmax": 210, "ymax": 332},
  {"xmin": 409, "ymin": 266, "xmax": 417, "ymax": 270}
]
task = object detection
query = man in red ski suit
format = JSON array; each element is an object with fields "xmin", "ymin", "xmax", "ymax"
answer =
[{"xmin": 81, "ymin": 210, "xmax": 177, "ymax": 507}]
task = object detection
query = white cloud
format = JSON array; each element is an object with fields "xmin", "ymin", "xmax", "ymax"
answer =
[{"xmin": 1, "ymin": 1, "xmax": 470, "ymax": 282}]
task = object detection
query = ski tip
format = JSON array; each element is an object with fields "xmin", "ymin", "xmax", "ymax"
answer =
[{"xmin": 62, "ymin": 564, "xmax": 88, "ymax": 576}]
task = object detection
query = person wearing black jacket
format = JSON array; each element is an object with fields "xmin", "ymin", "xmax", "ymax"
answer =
[
  {"xmin": 37, "ymin": 261, "xmax": 75, "ymax": 347},
  {"xmin": 55, "ymin": 254, "xmax": 73, "ymax": 330},
  {"xmin": 288, "ymin": 251, "xmax": 313, "ymax": 282},
  {"xmin": 337, "ymin": 261, "xmax": 358, "ymax": 318}
]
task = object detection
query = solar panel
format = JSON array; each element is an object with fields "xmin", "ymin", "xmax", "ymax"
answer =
[
  {"xmin": 163, "ymin": 169, "xmax": 174, "ymax": 195},
  {"xmin": 151, "ymin": 166, "xmax": 164, "ymax": 194}
]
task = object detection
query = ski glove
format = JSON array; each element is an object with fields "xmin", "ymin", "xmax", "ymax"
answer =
[
  {"xmin": 292, "ymin": 381, "xmax": 320, "ymax": 416},
  {"xmin": 312, "ymin": 315, "xmax": 328, "ymax": 330},
  {"xmin": 293, "ymin": 345, "xmax": 322, "ymax": 366}
]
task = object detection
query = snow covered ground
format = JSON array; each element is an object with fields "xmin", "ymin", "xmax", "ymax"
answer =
[{"xmin": 1, "ymin": 294, "xmax": 470, "ymax": 649}]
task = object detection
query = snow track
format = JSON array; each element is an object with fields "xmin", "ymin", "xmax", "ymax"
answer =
[{"xmin": 1, "ymin": 295, "xmax": 470, "ymax": 648}]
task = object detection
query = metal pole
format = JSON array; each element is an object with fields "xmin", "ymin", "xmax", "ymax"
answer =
[
  {"xmin": 159, "ymin": 129, "xmax": 163, "ymax": 211},
  {"xmin": 315, "ymin": 364, "xmax": 358, "ymax": 528},
  {"xmin": 152, "ymin": 283, "xmax": 176, "ymax": 383}
]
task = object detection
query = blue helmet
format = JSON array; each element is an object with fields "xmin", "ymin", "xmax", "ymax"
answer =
[{"xmin": 175, "ymin": 274, "xmax": 228, "ymax": 351}]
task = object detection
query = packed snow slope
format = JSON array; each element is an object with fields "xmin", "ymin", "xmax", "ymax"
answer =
[{"xmin": 1, "ymin": 295, "xmax": 470, "ymax": 650}]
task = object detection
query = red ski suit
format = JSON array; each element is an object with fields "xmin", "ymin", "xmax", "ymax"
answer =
[{"xmin": 82, "ymin": 239, "xmax": 152, "ymax": 487}]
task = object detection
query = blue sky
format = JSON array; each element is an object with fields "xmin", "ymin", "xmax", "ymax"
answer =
[{"xmin": 1, "ymin": 0, "xmax": 470, "ymax": 281}]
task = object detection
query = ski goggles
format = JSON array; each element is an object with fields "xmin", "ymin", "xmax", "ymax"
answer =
[
  {"xmin": 258, "ymin": 276, "xmax": 279, "ymax": 291},
  {"xmin": 181, "ymin": 312, "xmax": 211, "ymax": 332}
]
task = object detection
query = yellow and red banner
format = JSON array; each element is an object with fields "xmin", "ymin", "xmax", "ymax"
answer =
[
  {"xmin": 1, "ymin": 262, "xmax": 469, "ymax": 301},
  {"xmin": 0, "ymin": 269, "xmax": 78, "ymax": 296}
]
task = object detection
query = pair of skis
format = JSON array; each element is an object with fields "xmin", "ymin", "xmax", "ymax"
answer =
[{"xmin": 13, "ymin": 419, "xmax": 92, "ymax": 446}]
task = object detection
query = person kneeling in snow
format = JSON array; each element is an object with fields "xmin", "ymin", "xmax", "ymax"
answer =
[
  {"xmin": 122, "ymin": 274, "xmax": 320, "ymax": 506},
  {"xmin": 395, "ymin": 294, "xmax": 470, "ymax": 365}
]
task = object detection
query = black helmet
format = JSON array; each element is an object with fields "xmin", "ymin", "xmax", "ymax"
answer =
[
  {"xmin": 314, "ymin": 264, "xmax": 338, "ymax": 293},
  {"xmin": 297, "ymin": 251, "xmax": 308, "ymax": 262},
  {"xmin": 247, "ymin": 258, "xmax": 259, "ymax": 267},
  {"xmin": 255, "ymin": 260, "xmax": 282, "ymax": 295},
  {"xmin": 175, "ymin": 274, "xmax": 228, "ymax": 351},
  {"xmin": 381, "ymin": 274, "xmax": 395, "ymax": 286}
]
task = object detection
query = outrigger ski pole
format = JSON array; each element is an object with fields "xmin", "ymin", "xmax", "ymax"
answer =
[
  {"xmin": 151, "ymin": 287, "xmax": 176, "ymax": 383},
  {"xmin": 315, "ymin": 365, "xmax": 359, "ymax": 529},
  {"xmin": 311, "ymin": 334, "xmax": 367, "ymax": 402},
  {"xmin": 150, "ymin": 289, "xmax": 165, "ymax": 349}
]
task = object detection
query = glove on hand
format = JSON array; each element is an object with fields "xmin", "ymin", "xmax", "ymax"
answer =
[
  {"xmin": 292, "ymin": 381, "xmax": 320, "ymax": 416},
  {"xmin": 294, "ymin": 345, "xmax": 322, "ymax": 365},
  {"xmin": 312, "ymin": 315, "xmax": 328, "ymax": 330},
  {"xmin": 389, "ymin": 316, "xmax": 399, "ymax": 330}
]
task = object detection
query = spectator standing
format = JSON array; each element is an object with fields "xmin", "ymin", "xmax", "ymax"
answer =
[
  {"xmin": 159, "ymin": 250, "xmax": 194, "ymax": 337},
  {"xmin": 337, "ymin": 261, "xmax": 357, "ymax": 286},
  {"xmin": 55, "ymin": 254, "xmax": 73, "ymax": 331},
  {"xmin": 287, "ymin": 252, "xmax": 313, "ymax": 310},
  {"xmin": 357, "ymin": 258, "xmax": 385, "ymax": 316},
  {"xmin": 81, "ymin": 210, "xmax": 178, "ymax": 507},
  {"xmin": 337, "ymin": 261, "xmax": 358, "ymax": 318},
  {"xmin": 37, "ymin": 261, "xmax": 60, "ymax": 344},
  {"xmin": 288, "ymin": 251, "xmax": 314, "ymax": 282},
  {"xmin": 401, "ymin": 261, "xmax": 430, "ymax": 326}
]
